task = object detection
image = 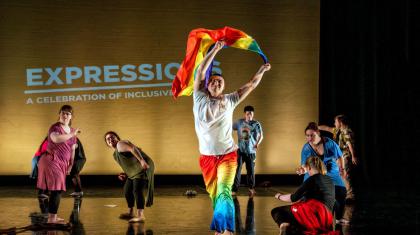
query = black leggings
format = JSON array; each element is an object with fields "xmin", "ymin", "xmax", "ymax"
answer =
[
  {"xmin": 271, "ymin": 205, "xmax": 298, "ymax": 226},
  {"xmin": 124, "ymin": 178, "xmax": 148, "ymax": 209},
  {"xmin": 71, "ymin": 174, "xmax": 82, "ymax": 192},
  {"xmin": 334, "ymin": 186, "xmax": 347, "ymax": 220},
  {"xmin": 48, "ymin": 190, "xmax": 62, "ymax": 214}
]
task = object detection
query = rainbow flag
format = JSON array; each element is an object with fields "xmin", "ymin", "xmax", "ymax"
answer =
[{"xmin": 172, "ymin": 26, "xmax": 268, "ymax": 98}]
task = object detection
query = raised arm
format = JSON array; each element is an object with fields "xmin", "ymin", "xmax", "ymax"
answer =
[
  {"xmin": 194, "ymin": 41, "xmax": 225, "ymax": 92},
  {"xmin": 237, "ymin": 63, "xmax": 271, "ymax": 103},
  {"xmin": 318, "ymin": 125, "xmax": 335, "ymax": 134}
]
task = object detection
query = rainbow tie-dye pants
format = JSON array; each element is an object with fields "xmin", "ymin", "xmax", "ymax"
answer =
[{"xmin": 199, "ymin": 151, "xmax": 238, "ymax": 233}]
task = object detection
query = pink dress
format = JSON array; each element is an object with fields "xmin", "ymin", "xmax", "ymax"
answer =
[{"xmin": 37, "ymin": 122, "xmax": 76, "ymax": 191}]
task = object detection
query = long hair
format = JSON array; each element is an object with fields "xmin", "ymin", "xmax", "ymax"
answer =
[{"xmin": 305, "ymin": 156, "xmax": 327, "ymax": 175}]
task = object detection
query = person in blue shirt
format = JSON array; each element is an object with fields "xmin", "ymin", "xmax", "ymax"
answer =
[
  {"xmin": 232, "ymin": 105, "xmax": 263, "ymax": 197},
  {"xmin": 296, "ymin": 122, "xmax": 347, "ymax": 222}
]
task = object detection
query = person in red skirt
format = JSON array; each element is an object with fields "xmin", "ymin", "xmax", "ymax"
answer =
[
  {"xmin": 271, "ymin": 156, "xmax": 338, "ymax": 235},
  {"xmin": 37, "ymin": 105, "xmax": 80, "ymax": 224}
]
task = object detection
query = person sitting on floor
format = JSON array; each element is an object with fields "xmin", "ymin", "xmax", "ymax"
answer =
[{"xmin": 271, "ymin": 156, "xmax": 338, "ymax": 235}]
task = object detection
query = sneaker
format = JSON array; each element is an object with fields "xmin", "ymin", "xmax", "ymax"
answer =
[{"xmin": 70, "ymin": 191, "xmax": 84, "ymax": 197}]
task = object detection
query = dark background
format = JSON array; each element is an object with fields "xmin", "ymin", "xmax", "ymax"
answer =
[
  {"xmin": 319, "ymin": 0, "xmax": 419, "ymax": 232},
  {"xmin": 320, "ymin": 0, "xmax": 419, "ymax": 192},
  {"xmin": 0, "ymin": 0, "xmax": 418, "ymax": 232}
]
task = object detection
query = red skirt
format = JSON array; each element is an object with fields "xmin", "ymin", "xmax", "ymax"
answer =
[{"xmin": 291, "ymin": 199, "xmax": 339, "ymax": 235}]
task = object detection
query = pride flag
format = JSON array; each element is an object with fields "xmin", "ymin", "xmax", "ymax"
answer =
[{"xmin": 171, "ymin": 26, "xmax": 268, "ymax": 98}]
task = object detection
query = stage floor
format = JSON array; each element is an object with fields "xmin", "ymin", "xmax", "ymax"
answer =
[{"xmin": 0, "ymin": 185, "xmax": 395, "ymax": 235}]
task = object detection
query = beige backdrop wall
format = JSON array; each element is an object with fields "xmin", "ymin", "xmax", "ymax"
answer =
[{"xmin": 0, "ymin": 0, "xmax": 319, "ymax": 175}]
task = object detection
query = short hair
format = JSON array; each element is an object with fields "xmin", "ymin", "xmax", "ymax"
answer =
[
  {"xmin": 104, "ymin": 131, "xmax": 121, "ymax": 145},
  {"xmin": 244, "ymin": 105, "xmax": 254, "ymax": 112},
  {"xmin": 210, "ymin": 73, "xmax": 223, "ymax": 78}
]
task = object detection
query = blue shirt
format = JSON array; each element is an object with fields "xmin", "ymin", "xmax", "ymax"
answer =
[
  {"xmin": 233, "ymin": 119, "xmax": 263, "ymax": 154},
  {"xmin": 301, "ymin": 137, "xmax": 345, "ymax": 187}
]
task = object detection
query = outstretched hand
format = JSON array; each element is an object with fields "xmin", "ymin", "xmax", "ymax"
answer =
[
  {"xmin": 214, "ymin": 40, "xmax": 225, "ymax": 51},
  {"xmin": 118, "ymin": 172, "xmax": 127, "ymax": 181},
  {"xmin": 260, "ymin": 63, "xmax": 271, "ymax": 72},
  {"xmin": 296, "ymin": 166, "xmax": 306, "ymax": 175},
  {"xmin": 72, "ymin": 128, "xmax": 81, "ymax": 137},
  {"xmin": 255, "ymin": 63, "xmax": 271, "ymax": 77}
]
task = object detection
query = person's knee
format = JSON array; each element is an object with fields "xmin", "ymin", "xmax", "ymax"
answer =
[
  {"xmin": 279, "ymin": 223, "xmax": 290, "ymax": 234},
  {"xmin": 271, "ymin": 208, "xmax": 280, "ymax": 220}
]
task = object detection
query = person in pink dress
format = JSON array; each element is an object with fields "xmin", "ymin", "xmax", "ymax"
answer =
[{"xmin": 37, "ymin": 104, "xmax": 80, "ymax": 224}]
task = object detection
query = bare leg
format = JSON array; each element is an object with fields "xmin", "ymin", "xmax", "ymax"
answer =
[{"xmin": 279, "ymin": 222, "xmax": 290, "ymax": 235}]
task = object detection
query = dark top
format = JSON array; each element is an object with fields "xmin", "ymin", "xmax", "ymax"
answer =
[
  {"xmin": 74, "ymin": 138, "xmax": 86, "ymax": 160},
  {"xmin": 290, "ymin": 173, "xmax": 335, "ymax": 212},
  {"xmin": 113, "ymin": 149, "xmax": 154, "ymax": 180}
]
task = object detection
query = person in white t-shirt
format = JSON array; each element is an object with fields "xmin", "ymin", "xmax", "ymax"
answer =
[{"xmin": 193, "ymin": 40, "xmax": 271, "ymax": 235}]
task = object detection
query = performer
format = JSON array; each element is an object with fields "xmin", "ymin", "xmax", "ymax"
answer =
[
  {"xmin": 232, "ymin": 105, "xmax": 263, "ymax": 197},
  {"xmin": 104, "ymin": 131, "xmax": 154, "ymax": 223},
  {"xmin": 319, "ymin": 114, "xmax": 357, "ymax": 200},
  {"xmin": 272, "ymin": 156, "xmax": 337, "ymax": 235},
  {"xmin": 193, "ymin": 40, "xmax": 270, "ymax": 234},
  {"xmin": 37, "ymin": 104, "xmax": 80, "ymax": 224},
  {"xmin": 297, "ymin": 122, "xmax": 347, "ymax": 222}
]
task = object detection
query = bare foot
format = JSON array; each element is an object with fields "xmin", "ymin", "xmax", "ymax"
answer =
[
  {"xmin": 47, "ymin": 219, "xmax": 66, "ymax": 224},
  {"xmin": 129, "ymin": 216, "xmax": 145, "ymax": 223},
  {"xmin": 119, "ymin": 212, "xmax": 135, "ymax": 219}
]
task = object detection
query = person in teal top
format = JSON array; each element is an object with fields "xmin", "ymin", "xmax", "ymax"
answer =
[
  {"xmin": 296, "ymin": 122, "xmax": 347, "ymax": 222},
  {"xmin": 105, "ymin": 131, "xmax": 154, "ymax": 223}
]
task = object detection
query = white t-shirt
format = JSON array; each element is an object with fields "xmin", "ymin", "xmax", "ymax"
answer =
[{"xmin": 193, "ymin": 89, "xmax": 240, "ymax": 155}]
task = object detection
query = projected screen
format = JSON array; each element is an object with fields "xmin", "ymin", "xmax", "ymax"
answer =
[{"xmin": 0, "ymin": 0, "xmax": 319, "ymax": 175}]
